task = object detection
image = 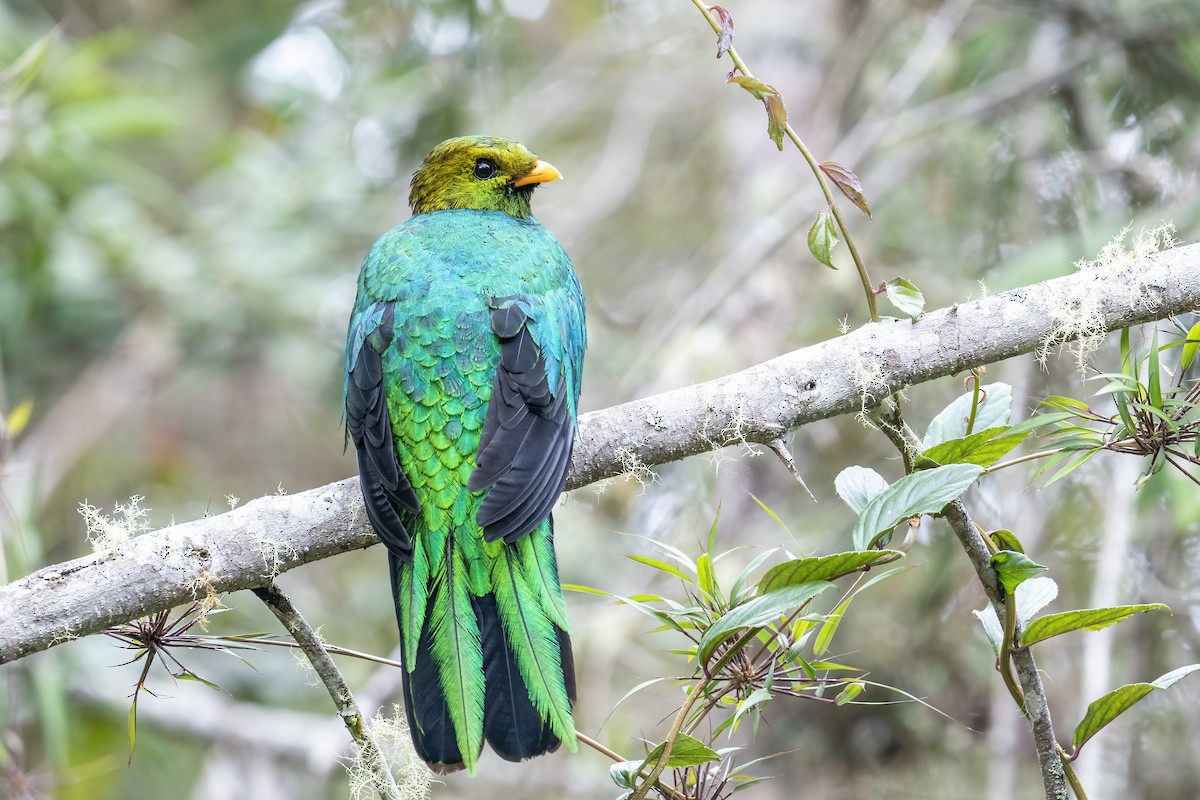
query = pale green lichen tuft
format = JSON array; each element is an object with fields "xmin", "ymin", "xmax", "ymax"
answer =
[
  {"xmin": 346, "ymin": 705, "xmax": 434, "ymax": 800},
  {"xmin": 1038, "ymin": 222, "xmax": 1177, "ymax": 373},
  {"xmin": 614, "ymin": 445, "xmax": 658, "ymax": 493},
  {"xmin": 79, "ymin": 495, "xmax": 150, "ymax": 555}
]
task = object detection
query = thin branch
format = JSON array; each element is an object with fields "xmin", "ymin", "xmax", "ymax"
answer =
[
  {"xmin": 1, "ymin": 243, "xmax": 1200, "ymax": 663},
  {"xmin": 252, "ymin": 584, "xmax": 402, "ymax": 800}
]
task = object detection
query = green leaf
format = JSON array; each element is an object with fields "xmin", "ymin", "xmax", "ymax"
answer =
[
  {"xmin": 921, "ymin": 426, "xmax": 1029, "ymax": 468},
  {"xmin": 852, "ymin": 464, "xmax": 983, "ymax": 550},
  {"xmin": 0, "ymin": 28, "xmax": 59, "ymax": 98},
  {"xmin": 807, "ymin": 210, "xmax": 838, "ymax": 269},
  {"xmin": 990, "ymin": 550, "xmax": 1048, "ymax": 594},
  {"xmin": 814, "ymin": 595, "xmax": 851, "ymax": 656},
  {"xmin": 644, "ymin": 733, "xmax": 721, "ymax": 768},
  {"xmin": 974, "ymin": 576, "xmax": 1059, "ymax": 654},
  {"xmin": 697, "ymin": 582, "xmax": 834, "ymax": 665},
  {"xmin": 764, "ymin": 94, "xmax": 787, "ymax": 150},
  {"xmin": 758, "ymin": 550, "xmax": 901, "ymax": 594},
  {"xmin": 989, "ymin": 529, "xmax": 1024, "ymax": 553},
  {"xmin": 731, "ymin": 686, "xmax": 772, "ymax": 730},
  {"xmin": 1039, "ymin": 448, "xmax": 1100, "ymax": 487},
  {"xmin": 174, "ymin": 670, "xmax": 227, "ymax": 694},
  {"xmin": 127, "ymin": 694, "xmax": 138, "ymax": 763},
  {"xmin": 1147, "ymin": 329, "xmax": 1163, "ymax": 409},
  {"xmin": 1072, "ymin": 664, "xmax": 1200, "ymax": 753},
  {"xmin": 626, "ymin": 554, "xmax": 693, "ymax": 584},
  {"xmin": 610, "ymin": 760, "xmax": 640, "ymax": 789},
  {"xmin": 1181, "ymin": 321, "xmax": 1200, "ymax": 371},
  {"xmin": 819, "ymin": 161, "xmax": 872, "ymax": 218},
  {"xmin": 833, "ymin": 466, "xmax": 889, "ymax": 514},
  {"xmin": 1020, "ymin": 604, "xmax": 1169, "ymax": 647},
  {"xmin": 924, "ymin": 383, "xmax": 1013, "ymax": 448},
  {"xmin": 883, "ymin": 277, "xmax": 924, "ymax": 319},
  {"xmin": 835, "ymin": 680, "xmax": 864, "ymax": 706},
  {"xmin": 730, "ymin": 547, "xmax": 781, "ymax": 604},
  {"xmin": 726, "ymin": 74, "xmax": 778, "ymax": 100},
  {"xmin": 5, "ymin": 398, "xmax": 33, "ymax": 437}
]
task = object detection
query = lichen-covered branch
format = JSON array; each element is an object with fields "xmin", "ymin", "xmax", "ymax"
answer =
[
  {"xmin": 253, "ymin": 584, "xmax": 404, "ymax": 800},
  {"xmin": 1, "ymin": 242, "xmax": 1198, "ymax": 664}
]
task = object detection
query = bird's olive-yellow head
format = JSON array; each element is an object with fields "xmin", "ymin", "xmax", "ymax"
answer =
[{"xmin": 408, "ymin": 136, "xmax": 562, "ymax": 219}]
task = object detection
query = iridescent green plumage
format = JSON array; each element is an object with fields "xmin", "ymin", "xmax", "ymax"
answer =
[{"xmin": 344, "ymin": 136, "xmax": 584, "ymax": 773}]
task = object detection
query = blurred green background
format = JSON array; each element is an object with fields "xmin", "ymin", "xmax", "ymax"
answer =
[{"xmin": 3, "ymin": 0, "xmax": 1200, "ymax": 798}]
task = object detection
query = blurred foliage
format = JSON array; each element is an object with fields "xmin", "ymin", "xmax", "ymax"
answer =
[{"xmin": 2, "ymin": 0, "xmax": 1200, "ymax": 798}]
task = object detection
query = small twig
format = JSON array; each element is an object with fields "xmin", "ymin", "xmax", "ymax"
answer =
[
  {"xmin": 767, "ymin": 437, "xmax": 815, "ymax": 501},
  {"xmin": 253, "ymin": 584, "xmax": 402, "ymax": 800}
]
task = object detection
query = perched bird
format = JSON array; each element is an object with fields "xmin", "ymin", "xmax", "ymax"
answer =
[{"xmin": 343, "ymin": 136, "xmax": 584, "ymax": 774}]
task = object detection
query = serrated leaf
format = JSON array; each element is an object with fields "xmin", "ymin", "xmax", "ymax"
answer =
[
  {"xmin": 819, "ymin": 161, "xmax": 871, "ymax": 218},
  {"xmin": 758, "ymin": 550, "xmax": 901, "ymax": 594},
  {"xmin": 1020, "ymin": 604, "xmax": 1169, "ymax": 647},
  {"xmin": 990, "ymin": 550, "xmax": 1048, "ymax": 594},
  {"xmin": 764, "ymin": 93, "xmax": 787, "ymax": 150},
  {"xmin": 697, "ymin": 582, "xmax": 834, "ymax": 665},
  {"xmin": 727, "ymin": 74, "xmax": 778, "ymax": 100},
  {"xmin": 921, "ymin": 426, "xmax": 1029, "ymax": 468},
  {"xmin": 807, "ymin": 210, "xmax": 838, "ymax": 269},
  {"xmin": 924, "ymin": 383, "xmax": 1013, "ymax": 448},
  {"xmin": 834, "ymin": 466, "xmax": 889, "ymax": 514},
  {"xmin": 710, "ymin": 5, "xmax": 735, "ymax": 58},
  {"xmin": 1072, "ymin": 664, "xmax": 1200, "ymax": 752},
  {"xmin": 645, "ymin": 733, "xmax": 721, "ymax": 768},
  {"xmin": 883, "ymin": 277, "xmax": 924, "ymax": 319},
  {"xmin": 1181, "ymin": 321, "xmax": 1200, "ymax": 371},
  {"xmin": 852, "ymin": 464, "xmax": 983, "ymax": 550}
]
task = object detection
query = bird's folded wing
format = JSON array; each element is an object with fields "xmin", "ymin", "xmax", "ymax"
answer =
[
  {"xmin": 468, "ymin": 297, "xmax": 574, "ymax": 543},
  {"xmin": 346, "ymin": 302, "xmax": 421, "ymax": 557}
]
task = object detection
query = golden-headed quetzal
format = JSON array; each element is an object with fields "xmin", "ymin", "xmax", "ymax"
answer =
[{"xmin": 343, "ymin": 136, "xmax": 584, "ymax": 774}]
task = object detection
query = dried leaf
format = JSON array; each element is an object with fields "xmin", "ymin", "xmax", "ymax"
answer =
[
  {"xmin": 709, "ymin": 5, "xmax": 735, "ymax": 59},
  {"xmin": 765, "ymin": 93, "xmax": 787, "ymax": 150},
  {"xmin": 820, "ymin": 161, "xmax": 872, "ymax": 218},
  {"xmin": 727, "ymin": 74, "xmax": 778, "ymax": 101}
]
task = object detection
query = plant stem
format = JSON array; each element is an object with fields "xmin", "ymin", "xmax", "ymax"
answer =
[
  {"xmin": 577, "ymin": 732, "xmax": 691, "ymax": 800},
  {"xmin": 689, "ymin": 0, "xmax": 880, "ymax": 322},
  {"xmin": 941, "ymin": 504, "xmax": 1069, "ymax": 800},
  {"xmin": 630, "ymin": 679, "xmax": 706, "ymax": 800},
  {"xmin": 253, "ymin": 584, "xmax": 402, "ymax": 800}
]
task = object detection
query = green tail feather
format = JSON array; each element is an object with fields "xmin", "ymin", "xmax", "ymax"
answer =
[
  {"xmin": 489, "ymin": 544, "xmax": 577, "ymax": 750},
  {"xmin": 517, "ymin": 532, "xmax": 571, "ymax": 632},
  {"xmin": 397, "ymin": 545, "xmax": 429, "ymax": 668},
  {"xmin": 427, "ymin": 543, "xmax": 486, "ymax": 773}
]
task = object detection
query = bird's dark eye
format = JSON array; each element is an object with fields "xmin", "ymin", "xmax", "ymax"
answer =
[{"xmin": 473, "ymin": 159, "xmax": 497, "ymax": 180}]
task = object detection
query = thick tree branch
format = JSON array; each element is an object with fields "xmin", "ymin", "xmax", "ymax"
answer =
[{"xmin": 1, "ymin": 243, "xmax": 1198, "ymax": 663}]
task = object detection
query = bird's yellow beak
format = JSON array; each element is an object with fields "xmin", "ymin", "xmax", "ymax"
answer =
[{"xmin": 513, "ymin": 160, "xmax": 562, "ymax": 187}]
